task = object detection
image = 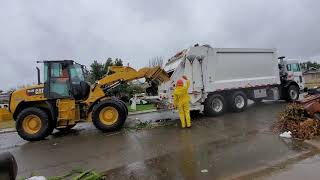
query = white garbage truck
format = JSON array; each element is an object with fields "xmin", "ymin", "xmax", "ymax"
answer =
[{"xmin": 159, "ymin": 44, "xmax": 304, "ymax": 116}]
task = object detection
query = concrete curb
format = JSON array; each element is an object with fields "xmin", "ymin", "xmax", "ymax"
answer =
[
  {"xmin": 224, "ymin": 150, "xmax": 318, "ymax": 180},
  {"xmin": 225, "ymin": 138, "xmax": 320, "ymax": 180},
  {"xmin": 0, "ymin": 128, "xmax": 16, "ymax": 134},
  {"xmin": 128, "ymin": 109, "xmax": 157, "ymax": 115},
  {"xmin": 304, "ymin": 137, "xmax": 320, "ymax": 150}
]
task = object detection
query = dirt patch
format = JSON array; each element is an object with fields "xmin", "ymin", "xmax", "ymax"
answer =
[{"xmin": 275, "ymin": 103, "xmax": 320, "ymax": 140}]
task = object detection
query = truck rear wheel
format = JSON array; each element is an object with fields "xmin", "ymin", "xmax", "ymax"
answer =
[
  {"xmin": 229, "ymin": 91, "xmax": 248, "ymax": 112},
  {"xmin": 16, "ymin": 107, "xmax": 51, "ymax": 141},
  {"xmin": 286, "ymin": 85, "xmax": 299, "ymax": 102},
  {"xmin": 92, "ymin": 100, "xmax": 127, "ymax": 132},
  {"xmin": 204, "ymin": 94, "xmax": 226, "ymax": 116}
]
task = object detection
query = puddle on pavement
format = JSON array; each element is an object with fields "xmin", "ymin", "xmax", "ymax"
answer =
[
  {"xmin": 103, "ymin": 131, "xmax": 312, "ymax": 180},
  {"xmin": 260, "ymin": 154, "xmax": 320, "ymax": 180},
  {"xmin": 244, "ymin": 151, "xmax": 320, "ymax": 180}
]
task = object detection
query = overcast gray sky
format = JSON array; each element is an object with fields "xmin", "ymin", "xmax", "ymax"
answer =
[{"xmin": 0, "ymin": 0, "xmax": 319, "ymax": 90}]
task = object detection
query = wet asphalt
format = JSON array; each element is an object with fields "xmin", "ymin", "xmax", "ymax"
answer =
[
  {"xmin": 0, "ymin": 101, "xmax": 316, "ymax": 179},
  {"xmin": 261, "ymin": 154, "xmax": 320, "ymax": 180}
]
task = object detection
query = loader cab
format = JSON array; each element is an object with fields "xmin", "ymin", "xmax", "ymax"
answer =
[{"xmin": 42, "ymin": 60, "xmax": 90, "ymax": 100}]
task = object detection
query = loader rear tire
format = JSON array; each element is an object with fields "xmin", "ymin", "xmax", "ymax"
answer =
[
  {"xmin": 92, "ymin": 100, "xmax": 126, "ymax": 132},
  {"xmin": 204, "ymin": 94, "xmax": 226, "ymax": 116},
  {"xmin": 16, "ymin": 107, "xmax": 50, "ymax": 141}
]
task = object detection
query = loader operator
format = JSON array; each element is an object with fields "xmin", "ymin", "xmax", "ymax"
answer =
[{"xmin": 173, "ymin": 75, "xmax": 191, "ymax": 128}]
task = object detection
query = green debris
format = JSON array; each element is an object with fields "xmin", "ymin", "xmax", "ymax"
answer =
[
  {"xmin": 47, "ymin": 168, "xmax": 84, "ymax": 180},
  {"xmin": 124, "ymin": 120, "xmax": 175, "ymax": 132},
  {"xmin": 72, "ymin": 169, "xmax": 104, "ymax": 180},
  {"xmin": 30, "ymin": 172, "xmax": 40, "ymax": 177},
  {"xmin": 135, "ymin": 120, "xmax": 152, "ymax": 129},
  {"xmin": 24, "ymin": 169, "xmax": 106, "ymax": 180}
]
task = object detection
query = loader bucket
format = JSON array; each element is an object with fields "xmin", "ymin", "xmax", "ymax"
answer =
[
  {"xmin": 0, "ymin": 108, "xmax": 13, "ymax": 122},
  {"xmin": 99, "ymin": 66, "xmax": 170, "ymax": 87},
  {"xmin": 139, "ymin": 66, "xmax": 170, "ymax": 83}
]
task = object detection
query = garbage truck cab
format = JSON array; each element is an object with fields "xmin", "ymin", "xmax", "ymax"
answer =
[{"xmin": 279, "ymin": 58, "xmax": 305, "ymax": 90}]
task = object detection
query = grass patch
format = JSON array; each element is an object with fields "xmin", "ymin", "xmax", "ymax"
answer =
[{"xmin": 127, "ymin": 103, "xmax": 156, "ymax": 112}]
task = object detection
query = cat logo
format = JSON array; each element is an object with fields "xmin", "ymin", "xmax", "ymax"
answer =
[{"xmin": 26, "ymin": 88, "xmax": 44, "ymax": 96}]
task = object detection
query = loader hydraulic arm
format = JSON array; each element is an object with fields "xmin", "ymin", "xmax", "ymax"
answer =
[
  {"xmin": 84, "ymin": 65, "xmax": 169, "ymax": 107},
  {"xmin": 97, "ymin": 66, "xmax": 170, "ymax": 88}
]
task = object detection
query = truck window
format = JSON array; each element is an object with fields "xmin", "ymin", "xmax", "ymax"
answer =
[
  {"xmin": 291, "ymin": 63, "xmax": 300, "ymax": 72},
  {"xmin": 286, "ymin": 64, "xmax": 300, "ymax": 72},
  {"xmin": 44, "ymin": 63, "xmax": 48, "ymax": 82},
  {"xmin": 49, "ymin": 63, "xmax": 70, "ymax": 97},
  {"xmin": 51, "ymin": 63, "xmax": 63, "ymax": 77},
  {"xmin": 70, "ymin": 64, "xmax": 85, "ymax": 84},
  {"xmin": 286, "ymin": 64, "xmax": 291, "ymax": 71}
]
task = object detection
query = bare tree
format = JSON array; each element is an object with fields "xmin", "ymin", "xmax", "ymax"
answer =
[{"xmin": 148, "ymin": 56, "xmax": 164, "ymax": 67}]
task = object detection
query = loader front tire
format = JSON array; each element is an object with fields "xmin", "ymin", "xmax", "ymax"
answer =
[
  {"xmin": 120, "ymin": 100, "xmax": 128, "ymax": 116},
  {"xmin": 112, "ymin": 98, "xmax": 128, "ymax": 116},
  {"xmin": 92, "ymin": 100, "xmax": 126, "ymax": 132},
  {"xmin": 16, "ymin": 107, "xmax": 50, "ymax": 141}
]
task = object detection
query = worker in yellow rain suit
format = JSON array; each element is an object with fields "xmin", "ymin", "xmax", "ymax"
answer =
[{"xmin": 173, "ymin": 75, "xmax": 191, "ymax": 128}]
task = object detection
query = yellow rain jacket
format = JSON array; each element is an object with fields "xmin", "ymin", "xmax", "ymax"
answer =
[{"xmin": 173, "ymin": 79, "xmax": 191, "ymax": 128}]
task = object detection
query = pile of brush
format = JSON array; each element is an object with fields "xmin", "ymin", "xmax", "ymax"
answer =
[{"xmin": 275, "ymin": 103, "xmax": 320, "ymax": 140}]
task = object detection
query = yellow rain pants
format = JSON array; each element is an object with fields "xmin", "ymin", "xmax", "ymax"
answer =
[{"xmin": 173, "ymin": 80, "xmax": 191, "ymax": 128}]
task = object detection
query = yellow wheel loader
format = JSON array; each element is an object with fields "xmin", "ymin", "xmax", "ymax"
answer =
[{"xmin": 8, "ymin": 60, "xmax": 169, "ymax": 141}]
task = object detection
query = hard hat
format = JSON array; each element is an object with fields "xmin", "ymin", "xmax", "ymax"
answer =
[{"xmin": 176, "ymin": 79, "xmax": 183, "ymax": 86}]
